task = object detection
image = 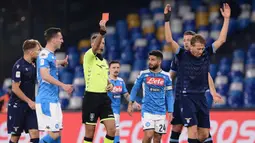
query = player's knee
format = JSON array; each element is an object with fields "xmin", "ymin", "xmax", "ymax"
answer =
[
  {"xmin": 106, "ymin": 125, "xmax": 116, "ymax": 136},
  {"xmin": 85, "ymin": 126, "xmax": 96, "ymax": 138},
  {"xmin": 10, "ymin": 135, "xmax": 20, "ymax": 143},
  {"xmin": 29, "ymin": 130, "xmax": 39, "ymax": 138},
  {"xmin": 187, "ymin": 126, "xmax": 198, "ymax": 138},
  {"xmin": 198, "ymin": 131, "xmax": 209, "ymax": 142},
  {"xmin": 153, "ymin": 133, "xmax": 162, "ymax": 143},
  {"xmin": 172, "ymin": 124, "xmax": 183, "ymax": 133},
  {"xmin": 144, "ymin": 131, "xmax": 154, "ymax": 139}
]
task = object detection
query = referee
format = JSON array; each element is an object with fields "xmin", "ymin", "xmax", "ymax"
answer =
[{"xmin": 82, "ymin": 20, "xmax": 115, "ymax": 143}]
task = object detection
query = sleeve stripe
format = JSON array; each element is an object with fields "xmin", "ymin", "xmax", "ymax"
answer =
[
  {"xmin": 212, "ymin": 44, "xmax": 217, "ymax": 53},
  {"xmin": 165, "ymin": 86, "xmax": 172, "ymax": 90}
]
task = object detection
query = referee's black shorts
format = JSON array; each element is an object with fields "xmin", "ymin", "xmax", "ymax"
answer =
[{"xmin": 82, "ymin": 91, "xmax": 114, "ymax": 125}]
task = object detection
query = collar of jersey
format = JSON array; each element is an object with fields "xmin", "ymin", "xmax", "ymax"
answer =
[
  {"xmin": 149, "ymin": 69, "xmax": 162, "ymax": 74},
  {"xmin": 109, "ymin": 76, "xmax": 118, "ymax": 81},
  {"xmin": 22, "ymin": 57, "xmax": 33, "ymax": 65},
  {"xmin": 45, "ymin": 47, "xmax": 54, "ymax": 54}
]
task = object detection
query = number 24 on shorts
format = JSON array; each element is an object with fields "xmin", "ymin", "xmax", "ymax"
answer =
[
  {"xmin": 156, "ymin": 120, "xmax": 167, "ymax": 134},
  {"xmin": 159, "ymin": 124, "xmax": 166, "ymax": 132}
]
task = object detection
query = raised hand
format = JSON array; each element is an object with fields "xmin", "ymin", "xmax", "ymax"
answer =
[
  {"xmin": 164, "ymin": 4, "xmax": 171, "ymax": 14},
  {"xmin": 220, "ymin": 3, "xmax": 231, "ymax": 19},
  {"xmin": 62, "ymin": 55, "xmax": 68, "ymax": 66},
  {"xmin": 99, "ymin": 20, "xmax": 107, "ymax": 32}
]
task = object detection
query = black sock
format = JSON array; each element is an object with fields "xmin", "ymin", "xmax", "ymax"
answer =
[
  {"xmin": 9, "ymin": 141, "xmax": 15, "ymax": 143},
  {"xmin": 84, "ymin": 137, "xmax": 93, "ymax": 142},
  {"xmin": 30, "ymin": 138, "xmax": 39, "ymax": 143},
  {"xmin": 105, "ymin": 134, "xmax": 115, "ymax": 140},
  {"xmin": 204, "ymin": 134, "xmax": 213, "ymax": 143},
  {"xmin": 170, "ymin": 131, "xmax": 181, "ymax": 143},
  {"xmin": 188, "ymin": 138, "xmax": 198, "ymax": 143}
]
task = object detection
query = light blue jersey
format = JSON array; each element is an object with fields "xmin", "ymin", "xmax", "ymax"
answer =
[
  {"xmin": 130, "ymin": 69, "xmax": 174, "ymax": 116},
  {"xmin": 108, "ymin": 77, "xmax": 128, "ymax": 114},
  {"xmin": 36, "ymin": 48, "xmax": 59, "ymax": 103}
]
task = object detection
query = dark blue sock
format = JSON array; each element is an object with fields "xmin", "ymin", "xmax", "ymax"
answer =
[
  {"xmin": 30, "ymin": 138, "xmax": 39, "ymax": 143},
  {"xmin": 188, "ymin": 138, "xmax": 198, "ymax": 143},
  {"xmin": 170, "ymin": 131, "xmax": 181, "ymax": 143},
  {"xmin": 204, "ymin": 134, "xmax": 213, "ymax": 143}
]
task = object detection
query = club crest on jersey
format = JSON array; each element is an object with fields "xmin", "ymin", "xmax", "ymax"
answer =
[
  {"xmin": 112, "ymin": 86, "xmax": 122, "ymax": 93},
  {"xmin": 146, "ymin": 77, "xmax": 164, "ymax": 86}
]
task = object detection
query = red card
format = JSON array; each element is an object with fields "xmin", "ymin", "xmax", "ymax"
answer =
[{"xmin": 102, "ymin": 13, "xmax": 109, "ymax": 21}]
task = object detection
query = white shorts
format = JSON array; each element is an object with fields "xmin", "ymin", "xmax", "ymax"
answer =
[
  {"xmin": 35, "ymin": 102, "xmax": 63, "ymax": 131},
  {"xmin": 114, "ymin": 113, "xmax": 120, "ymax": 129},
  {"xmin": 142, "ymin": 112, "xmax": 167, "ymax": 134}
]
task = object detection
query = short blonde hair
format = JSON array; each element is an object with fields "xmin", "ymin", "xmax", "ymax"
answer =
[{"xmin": 22, "ymin": 39, "xmax": 42, "ymax": 52}]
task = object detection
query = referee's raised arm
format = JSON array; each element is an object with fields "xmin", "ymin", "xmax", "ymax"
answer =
[{"xmin": 91, "ymin": 20, "xmax": 107, "ymax": 54}]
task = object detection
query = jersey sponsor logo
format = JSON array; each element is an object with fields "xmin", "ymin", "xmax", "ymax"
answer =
[
  {"xmin": 15, "ymin": 71, "xmax": 21, "ymax": 78},
  {"xmin": 149, "ymin": 88, "xmax": 160, "ymax": 92},
  {"xmin": 112, "ymin": 86, "xmax": 123, "ymax": 93},
  {"xmin": 16, "ymin": 64, "xmax": 20, "ymax": 69},
  {"xmin": 113, "ymin": 95, "xmax": 121, "ymax": 98},
  {"xmin": 146, "ymin": 77, "xmax": 164, "ymax": 86}
]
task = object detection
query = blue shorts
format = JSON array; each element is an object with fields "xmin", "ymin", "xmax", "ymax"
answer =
[
  {"xmin": 171, "ymin": 98, "xmax": 183, "ymax": 125},
  {"xmin": 7, "ymin": 102, "xmax": 38, "ymax": 134},
  {"xmin": 179, "ymin": 93, "xmax": 210, "ymax": 128}
]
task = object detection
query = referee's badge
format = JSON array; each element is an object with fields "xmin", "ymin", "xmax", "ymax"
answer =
[{"xmin": 90, "ymin": 113, "xmax": 95, "ymax": 121}]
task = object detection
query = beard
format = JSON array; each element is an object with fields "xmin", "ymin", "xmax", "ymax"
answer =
[
  {"xmin": 114, "ymin": 72, "xmax": 119, "ymax": 76},
  {"xmin": 149, "ymin": 64, "xmax": 159, "ymax": 71}
]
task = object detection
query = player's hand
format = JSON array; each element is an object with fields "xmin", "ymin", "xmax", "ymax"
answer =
[
  {"xmin": 99, "ymin": 20, "xmax": 107, "ymax": 32},
  {"xmin": 168, "ymin": 112, "xmax": 173, "ymax": 122},
  {"xmin": 62, "ymin": 84, "xmax": 73, "ymax": 94},
  {"xmin": 127, "ymin": 103, "xmax": 133, "ymax": 117},
  {"xmin": 212, "ymin": 92, "xmax": 224, "ymax": 104},
  {"xmin": 164, "ymin": 4, "xmax": 171, "ymax": 14},
  {"xmin": 133, "ymin": 102, "xmax": 141, "ymax": 110},
  {"xmin": 61, "ymin": 55, "xmax": 68, "ymax": 66},
  {"xmin": 220, "ymin": 3, "xmax": 231, "ymax": 19},
  {"xmin": 106, "ymin": 83, "xmax": 114, "ymax": 91},
  {"xmin": 28, "ymin": 100, "xmax": 36, "ymax": 110}
]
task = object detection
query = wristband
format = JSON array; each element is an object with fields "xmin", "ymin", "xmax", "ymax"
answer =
[
  {"xmin": 99, "ymin": 29, "xmax": 106, "ymax": 35},
  {"xmin": 164, "ymin": 12, "xmax": 171, "ymax": 22}
]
